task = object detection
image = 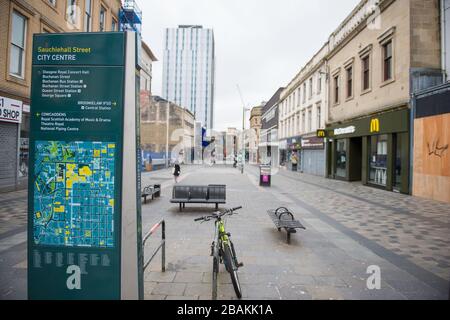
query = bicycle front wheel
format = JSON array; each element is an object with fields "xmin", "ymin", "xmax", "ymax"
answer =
[
  {"xmin": 223, "ymin": 243, "xmax": 242, "ymax": 299},
  {"xmin": 212, "ymin": 256, "xmax": 219, "ymax": 300}
]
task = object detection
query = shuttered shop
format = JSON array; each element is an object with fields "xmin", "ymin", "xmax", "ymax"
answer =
[{"xmin": 0, "ymin": 122, "xmax": 18, "ymax": 191}]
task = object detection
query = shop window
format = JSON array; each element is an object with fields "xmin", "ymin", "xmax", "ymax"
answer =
[
  {"xmin": 368, "ymin": 134, "xmax": 388, "ymax": 186},
  {"xmin": 19, "ymin": 112, "xmax": 30, "ymax": 178},
  {"xmin": 394, "ymin": 134, "xmax": 402, "ymax": 191},
  {"xmin": 335, "ymin": 140, "xmax": 347, "ymax": 178}
]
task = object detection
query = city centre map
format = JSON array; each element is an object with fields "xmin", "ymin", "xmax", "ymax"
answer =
[{"xmin": 33, "ymin": 141, "xmax": 116, "ymax": 248}]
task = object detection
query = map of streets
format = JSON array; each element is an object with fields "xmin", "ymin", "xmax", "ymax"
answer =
[{"xmin": 33, "ymin": 141, "xmax": 116, "ymax": 248}]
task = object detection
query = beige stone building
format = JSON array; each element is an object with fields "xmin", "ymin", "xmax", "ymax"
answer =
[
  {"xmin": 0, "ymin": 0, "xmax": 122, "ymax": 192},
  {"xmin": 248, "ymin": 104, "xmax": 263, "ymax": 164},
  {"xmin": 325, "ymin": 0, "xmax": 443, "ymax": 195},
  {"xmin": 140, "ymin": 40, "xmax": 157, "ymax": 96},
  {"xmin": 140, "ymin": 96, "xmax": 195, "ymax": 170}
]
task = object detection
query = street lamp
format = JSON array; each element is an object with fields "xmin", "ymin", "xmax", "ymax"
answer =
[{"xmin": 241, "ymin": 107, "xmax": 251, "ymax": 174}]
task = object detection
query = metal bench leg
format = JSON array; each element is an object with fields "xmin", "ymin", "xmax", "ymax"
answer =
[
  {"xmin": 215, "ymin": 203, "xmax": 218, "ymax": 210},
  {"xmin": 287, "ymin": 231, "xmax": 291, "ymax": 244},
  {"xmin": 179, "ymin": 203, "xmax": 182, "ymax": 212},
  {"xmin": 144, "ymin": 196, "xmax": 147, "ymax": 204},
  {"xmin": 183, "ymin": 203, "xmax": 185, "ymax": 209}
]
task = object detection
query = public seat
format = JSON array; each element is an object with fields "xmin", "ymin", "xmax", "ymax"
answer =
[
  {"xmin": 267, "ymin": 207, "xmax": 306, "ymax": 244},
  {"xmin": 141, "ymin": 184, "xmax": 161, "ymax": 204},
  {"xmin": 171, "ymin": 185, "xmax": 226, "ymax": 211}
]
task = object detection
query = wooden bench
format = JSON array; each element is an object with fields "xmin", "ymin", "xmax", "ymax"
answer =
[
  {"xmin": 170, "ymin": 185, "xmax": 226, "ymax": 211},
  {"xmin": 267, "ymin": 207, "xmax": 305, "ymax": 244},
  {"xmin": 142, "ymin": 184, "xmax": 161, "ymax": 204}
]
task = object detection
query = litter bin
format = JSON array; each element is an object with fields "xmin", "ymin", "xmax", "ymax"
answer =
[
  {"xmin": 260, "ymin": 165, "xmax": 271, "ymax": 187},
  {"xmin": 154, "ymin": 184, "xmax": 161, "ymax": 198}
]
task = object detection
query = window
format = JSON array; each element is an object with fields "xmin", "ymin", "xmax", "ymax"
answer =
[
  {"xmin": 369, "ymin": 135, "xmax": 388, "ymax": 186},
  {"xmin": 383, "ymin": 41, "xmax": 393, "ymax": 81},
  {"xmin": 67, "ymin": 0, "xmax": 77, "ymax": 25},
  {"xmin": 99, "ymin": 6, "xmax": 106, "ymax": 32},
  {"xmin": 303, "ymin": 84, "xmax": 306, "ymax": 103},
  {"xmin": 309, "ymin": 78, "xmax": 313, "ymax": 98},
  {"xmin": 317, "ymin": 104, "xmax": 321, "ymax": 129},
  {"xmin": 317, "ymin": 75, "xmax": 322, "ymax": 94},
  {"xmin": 10, "ymin": 11, "xmax": 27, "ymax": 78},
  {"xmin": 297, "ymin": 88, "xmax": 301, "ymax": 106},
  {"xmin": 111, "ymin": 18, "xmax": 117, "ymax": 31},
  {"xmin": 307, "ymin": 108, "xmax": 312, "ymax": 132},
  {"xmin": 362, "ymin": 55, "xmax": 370, "ymax": 91},
  {"xmin": 346, "ymin": 66, "xmax": 353, "ymax": 98},
  {"xmin": 84, "ymin": 0, "xmax": 92, "ymax": 31},
  {"xmin": 301, "ymin": 110, "xmax": 305, "ymax": 132},
  {"xmin": 335, "ymin": 140, "xmax": 347, "ymax": 178},
  {"xmin": 334, "ymin": 75, "xmax": 340, "ymax": 104}
]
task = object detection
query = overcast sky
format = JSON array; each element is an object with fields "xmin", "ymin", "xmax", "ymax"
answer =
[{"xmin": 136, "ymin": 0, "xmax": 360, "ymax": 131}]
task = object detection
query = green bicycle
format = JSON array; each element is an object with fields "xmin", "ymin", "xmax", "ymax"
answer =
[{"xmin": 195, "ymin": 206, "xmax": 244, "ymax": 299}]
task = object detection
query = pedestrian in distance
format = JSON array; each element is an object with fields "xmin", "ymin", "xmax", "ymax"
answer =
[{"xmin": 173, "ymin": 160, "xmax": 181, "ymax": 183}]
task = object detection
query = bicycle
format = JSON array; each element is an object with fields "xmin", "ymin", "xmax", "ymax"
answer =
[{"xmin": 194, "ymin": 206, "xmax": 244, "ymax": 299}]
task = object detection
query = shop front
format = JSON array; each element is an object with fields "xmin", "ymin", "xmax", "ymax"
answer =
[
  {"xmin": 325, "ymin": 108, "xmax": 410, "ymax": 194},
  {"xmin": 287, "ymin": 136, "xmax": 302, "ymax": 172},
  {"xmin": 0, "ymin": 96, "xmax": 29, "ymax": 192},
  {"xmin": 301, "ymin": 136, "xmax": 325, "ymax": 176},
  {"xmin": 279, "ymin": 139, "xmax": 287, "ymax": 167}
]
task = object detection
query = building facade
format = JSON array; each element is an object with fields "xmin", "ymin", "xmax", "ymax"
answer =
[
  {"xmin": 0, "ymin": 0, "xmax": 122, "ymax": 192},
  {"xmin": 325, "ymin": 0, "xmax": 443, "ymax": 195},
  {"xmin": 162, "ymin": 25, "xmax": 215, "ymax": 130},
  {"xmin": 248, "ymin": 104, "xmax": 263, "ymax": 164},
  {"xmin": 259, "ymin": 88, "xmax": 283, "ymax": 166},
  {"xmin": 140, "ymin": 40, "xmax": 157, "ymax": 95},
  {"xmin": 140, "ymin": 96, "xmax": 195, "ymax": 170},
  {"xmin": 278, "ymin": 44, "xmax": 329, "ymax": 176}
]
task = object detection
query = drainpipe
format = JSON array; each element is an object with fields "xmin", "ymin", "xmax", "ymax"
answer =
[
  {"xmin": 442, "ymin": 0, "xmax": 448, "ymax": 82},
  {"xmin": 409, "ymin": 92, "xmax": 415, "ymax": 196}
]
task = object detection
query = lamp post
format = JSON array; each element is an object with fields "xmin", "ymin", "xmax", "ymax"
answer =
[{"xmin": 241, "ymin": 107, "xmax": 251, "ymax": 174}]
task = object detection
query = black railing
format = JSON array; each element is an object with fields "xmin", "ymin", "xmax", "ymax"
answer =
[{"xmin": 143, "ymin": 220, "xmax": 166, "ymax": 272}]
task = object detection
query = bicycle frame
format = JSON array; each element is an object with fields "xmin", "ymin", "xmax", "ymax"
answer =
[{"xmin": 212, "ymin": 218, "xmax": 229, "ymax": 259}]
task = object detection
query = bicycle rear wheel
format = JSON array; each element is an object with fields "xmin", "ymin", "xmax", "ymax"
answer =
[{"xmin": 223, "ymin": 243, "xmax": 242, "ymax": 299}]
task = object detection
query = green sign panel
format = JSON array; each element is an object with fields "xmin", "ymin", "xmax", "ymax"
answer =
[{"xmin": 28, "ymin": 33, "xmax": 126, "ymax": 299}]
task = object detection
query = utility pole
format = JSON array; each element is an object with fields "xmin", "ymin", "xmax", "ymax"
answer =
[
  {"xmin": 237, "ymin": 85, "xmax": 250, "ymax": 174},
  {"xmin": 166, "ymin": 101, "xmax": 169, "ymax": 168}
]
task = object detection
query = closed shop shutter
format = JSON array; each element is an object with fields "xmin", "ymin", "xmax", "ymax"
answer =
[
  {"xmin": 302, "ymin": 149, "xmax": 325, "ymax": 177},
  {"xmin": 0, "ymin": 122, "xmax": 18, "ymax": 190}
]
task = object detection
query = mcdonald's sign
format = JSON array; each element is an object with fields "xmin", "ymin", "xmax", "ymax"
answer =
[
  {"xmin": 317, "ymin": 130, "xmax": 327, "ymax": 138},
  {"xmin": 370, "ymin": 118, "xmax": 380, "ymax": 133}
]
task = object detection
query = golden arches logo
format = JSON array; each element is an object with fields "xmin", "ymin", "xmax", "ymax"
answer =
[
  {"xmin": 317, "ymin": 130, "xmax": 326, "ymax": 138},
  {"xmin": 370, "ymin": 119, "xmax": 380, "ymax": 133}
]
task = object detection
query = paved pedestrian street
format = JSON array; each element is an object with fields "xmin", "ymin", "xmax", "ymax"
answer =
[
  {"xmin": 1, "ymin": 165, "xmax": 449, "ymax": 300},
  {"xmin": 141, "ymin": 165, "xmax": 450, "ymax": 300}
]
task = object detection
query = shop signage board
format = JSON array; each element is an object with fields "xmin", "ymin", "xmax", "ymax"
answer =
[
  {"xmin": 0, "ymin": 96, "xmax": 23, "ymax": 124},
  {"xmin": 326, "ymin": 109, "xmax": 409, "ymax": 139},
  {"xmin": 301, "ymin": 137, "xmax": 324, "ymax": 150},
  {"xmin": 28, "ymin": 32, "xmax": 142, "ymax": 300}
]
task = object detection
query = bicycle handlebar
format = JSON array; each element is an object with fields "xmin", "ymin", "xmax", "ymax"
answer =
[{"xmin": 194, "ymin": 206, "xmax": 243, "ymax": 222}]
